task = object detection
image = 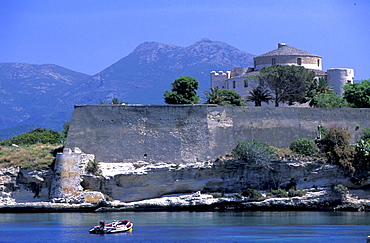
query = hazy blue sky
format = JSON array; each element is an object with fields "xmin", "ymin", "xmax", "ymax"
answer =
[{"xmin": 1, "ymin": 0, "xmax": 369, "ymax": 80}]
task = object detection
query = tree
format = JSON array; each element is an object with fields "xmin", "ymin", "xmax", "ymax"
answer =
[
  {"xmin": 111, "ymin": 98, "xmax": 121, "ymax": 104},
  {"xmin": 164, "ymin": 76, "xmax": 199, "ymax": 104},
  {"xmin": 307, "ymin": 77, "xmax": 334, "ymax": 106},
  {"xmin": 257, "ymin": 65, "xmax": 315, "ymax": 107},
  {"xmin": 60, "ymin": 121, "xmax": 70, "ymax": 142},
  {"xmin": 202, "ymin": 87, "xmax": 223, "ymax": 105},
  {"xmin": 311, "ymin": 92, "xmax": 351, "ymax": 108},
  {"xmin": 343, "ymin": 79, "xmax": 370, "ymax": 108},
  {"xmin": 218, "ymin": 89, "xmax": 245, "ymax": 106},
  {"xmin": 245, "ymin": 86, "xmax": 272, "ymax": 106},
  {"xmin": 202, "ymin": 88, "xmax": 245, "ymax": 106}
]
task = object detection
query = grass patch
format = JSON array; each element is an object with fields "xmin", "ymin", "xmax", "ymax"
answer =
[{"xmin": 0, "ymin": 144, "xmax": 62, "ymax": 170}]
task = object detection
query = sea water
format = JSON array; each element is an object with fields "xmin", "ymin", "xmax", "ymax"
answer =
[{"xmin": 0, "ymin": 211, "xmax": 369, "ymax": 242}]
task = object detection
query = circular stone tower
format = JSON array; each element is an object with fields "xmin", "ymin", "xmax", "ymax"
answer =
[
  {"xmin": 254, "ymin": 43, "xmax": 322, "ymax": 71},
  {"xmin": 327, "ymin": 68, "xmax": 354, "ymax": 96}
]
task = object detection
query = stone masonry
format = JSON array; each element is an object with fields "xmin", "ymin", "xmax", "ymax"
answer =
[{"xmin": 66, "ymin": 105, "xmax": 370, "ymax": 164}]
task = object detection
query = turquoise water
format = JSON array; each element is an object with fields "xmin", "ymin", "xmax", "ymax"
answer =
[{"xmin": 0, "ymin": 211, "xmax": 369, "ymax": 242}]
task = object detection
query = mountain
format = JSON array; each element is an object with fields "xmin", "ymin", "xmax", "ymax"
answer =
[
  {"xmin": 0, "ymin": 38, "xmax": 255, "ymax": 133},
  {"xmin": 90, "ymin": 38, "xmax": 255, "ymax": 104},
  {"xmin": 0, "ymin": 63, "xmax": 91, "ymax": 131}
]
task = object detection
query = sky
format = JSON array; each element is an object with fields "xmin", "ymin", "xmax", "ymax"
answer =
[{"xmin": 1, "ymin": 0, "xmax": 369, "ymax": 80}]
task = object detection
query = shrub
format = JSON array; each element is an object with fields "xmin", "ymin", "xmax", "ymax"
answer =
[
  {"xmin": 86, "ymin": 160, "xmax": 101, "ymax": 175},
  {"xmin": 320, "ymin": 127, "xmax": 355, "ymax": 175},
  {"xmin": 241, "ymin": 188, "xmax": 262, "ymax": 199},
  {"xmin": 333, "ymin": 184, "xmax": 348, "ymax": 196},
  {"xmin": 354, "ymin": 139, "xmax": 370, "ymax": 171},
  {"xmin": 288, "ymin": 188, "xmax": 307, "ymax": 197},
  {"xmin": 60, "ymin": 122, "xmax": 70, "ymax": 143},
  {"xmin": 103, "ymin": 193, "xmax": 114, "ymax": 202},
  {"xmin": 209, "ymin": 192, "xmax": 222, "ymax": 198},
  {"xmin": 360, "ymin": 128, "xmax": 370, "ymax": 141},
  {"xmin": 289, "ymin": 138, "xmax": 317, "ymax": 156},
  {"xmin": 269, "ymin": 188, "xmax": 288, "ymax": 198},
  {"xmin": 232, "ymin": 140, "xmax": 275, "ymax": 169}
]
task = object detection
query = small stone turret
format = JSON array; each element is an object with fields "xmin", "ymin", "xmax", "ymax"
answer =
[
  {"xmin": 327, "ymin": 68, "xmax": 354, "ymax": 96},
  {"xmin": 210, "ymin": 70, "xmax": 231, "ymax": 89},
  {"xmin": 50, "ymin": 147, "xmax": 104, "ymax": 204},
  {"xmin": 50, "ymin": 147, "xmax": 85, "ymax": 203}
]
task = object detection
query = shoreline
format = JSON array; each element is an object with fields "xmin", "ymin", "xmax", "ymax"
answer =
[{"xmin": 1, "ymin": 191, "xmax": 369, "ymax": 213}]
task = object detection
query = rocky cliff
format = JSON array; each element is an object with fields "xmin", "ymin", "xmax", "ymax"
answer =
[{"xmin": 1, "ymin": 148, "xmax": 369, "ymax": 212}]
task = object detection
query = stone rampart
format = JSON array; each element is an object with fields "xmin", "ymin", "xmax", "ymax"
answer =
[{"xmin": 66, "ymin": 105, "xmax": 370, "ymax": 164}]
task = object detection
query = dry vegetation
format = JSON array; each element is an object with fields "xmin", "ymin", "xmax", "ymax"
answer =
[{"xmin": 0, "ymin": 144, "xmax": 62, "ymax": 170}]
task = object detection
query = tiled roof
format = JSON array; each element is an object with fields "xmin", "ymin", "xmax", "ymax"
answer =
[
  {"xmin": 309, "ymin": 69, "xmax": 326, "ymax": 76},
  {"xmin": 256, "ymin": 45, "xmax": 321, "ymax": 58},
  {"xmin": 230, "ymin": 70, "xmax": 260, "ymax": 78}
]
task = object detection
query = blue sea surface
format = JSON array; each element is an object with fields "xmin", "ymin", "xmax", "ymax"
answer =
[{"xmin": 0, "ymin": 211, "xmax": 369, "ymax": 242}]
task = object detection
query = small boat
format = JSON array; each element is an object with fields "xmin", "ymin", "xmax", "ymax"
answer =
[{"xmin": 89, "ymin": 219, "xmax": 133, "ymax": 234}]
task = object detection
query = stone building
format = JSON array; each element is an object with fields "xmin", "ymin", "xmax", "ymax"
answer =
[{"xmin": 210, "ymin": 43, "xmax": 354, "ymax": 106}]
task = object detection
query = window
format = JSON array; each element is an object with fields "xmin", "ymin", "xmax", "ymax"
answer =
[
  {"xmin": 233, "ymin": 81, "xmax": 236, "ymax": 89},
  {"xmin": 317, "ymin": 59, "xmax": 320, "ymax": 67},
  {"xmin": 244, "ymin": 80, "xmax": 248, "ymax": 87},
  {"xmin": 272, "ymin": 58, "xmax": 276, "ymax": 65},
  {"xmin": 297, "ymin": 58, "xmax": 302, "ymax": 65}
]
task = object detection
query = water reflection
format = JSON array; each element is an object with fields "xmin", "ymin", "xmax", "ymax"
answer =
[{"xmin": 0, "ymin": 211, "xmax": 369, "ymax": 242}]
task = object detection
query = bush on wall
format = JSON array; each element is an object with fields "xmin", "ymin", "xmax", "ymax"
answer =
[
  {"xmin": 289, "ymin": 138, "xmax": 317, "ymax": 156},
  {"xmin": 232, "ymin": 140, "xmax": 275, "ymax": 169},
  {"xmin": 354, "ymin": 138, "xmax": 370, "ymax": 171},
  {"xmin": 320, "ymin": 127, "xmax": 355, "ymax": 175}
]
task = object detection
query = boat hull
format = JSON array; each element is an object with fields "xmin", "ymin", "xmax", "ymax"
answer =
[{"xmin": 89, "ymin": 220, "xmax": 133, "ymax": 234}]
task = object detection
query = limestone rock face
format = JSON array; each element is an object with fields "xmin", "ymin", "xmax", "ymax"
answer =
[
  {"xmin": 1, "ymin": 148, "xmax": 370, "ymax": 211},
  {"xmin": 0, "ymin": 166, "xmax": 53, "ymax": 203},
  {"xmin": 81, "ymin": 156, "xmax": 357, "ymax": 202}
]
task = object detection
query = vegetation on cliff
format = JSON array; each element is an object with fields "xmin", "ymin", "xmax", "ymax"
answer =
[
  {"xmin": 0, "ymin": 144, "xmax": 61, "ymax": 170},
  {"xmin": 232, "ymin": 140, "xmax": 275, "ymax": 169},
  {"xmin": 289, "ymin": 138, "xmax": 317, "ymax": 156},
  {"xmin": 232, "ymin": 126, "xmax": 370, "ymax": 194},
  {"xmin": 0, "ymin": 128, "xmax": 64, "ymax": 170},
  {"xmin": 0, "ymin": 128, "xmax": 61, "ymax": 146}
]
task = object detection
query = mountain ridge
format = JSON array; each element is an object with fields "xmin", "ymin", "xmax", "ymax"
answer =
[{"xmin": 0, "ymin": 38, "xmax": 255, "ymax": 135}]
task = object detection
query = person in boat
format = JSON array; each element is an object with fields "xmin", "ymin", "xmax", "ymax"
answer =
[{"xmin": 99, "ymin": 220, "xmax": 105, "ymax": 230}]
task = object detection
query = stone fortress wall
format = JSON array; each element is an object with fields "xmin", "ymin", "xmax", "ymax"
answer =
[{"xmin": 66, "ymin": 105, "xmax": 370, "ymax": 164}]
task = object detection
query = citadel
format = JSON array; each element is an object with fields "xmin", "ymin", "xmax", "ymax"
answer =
[
  {"xmin": 211, "ymin": 43, "xmax": 355, "ymax": 106},
  {"xmin": 1, "ymin": 42, "xmax": 370, "ymax": 213}
]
